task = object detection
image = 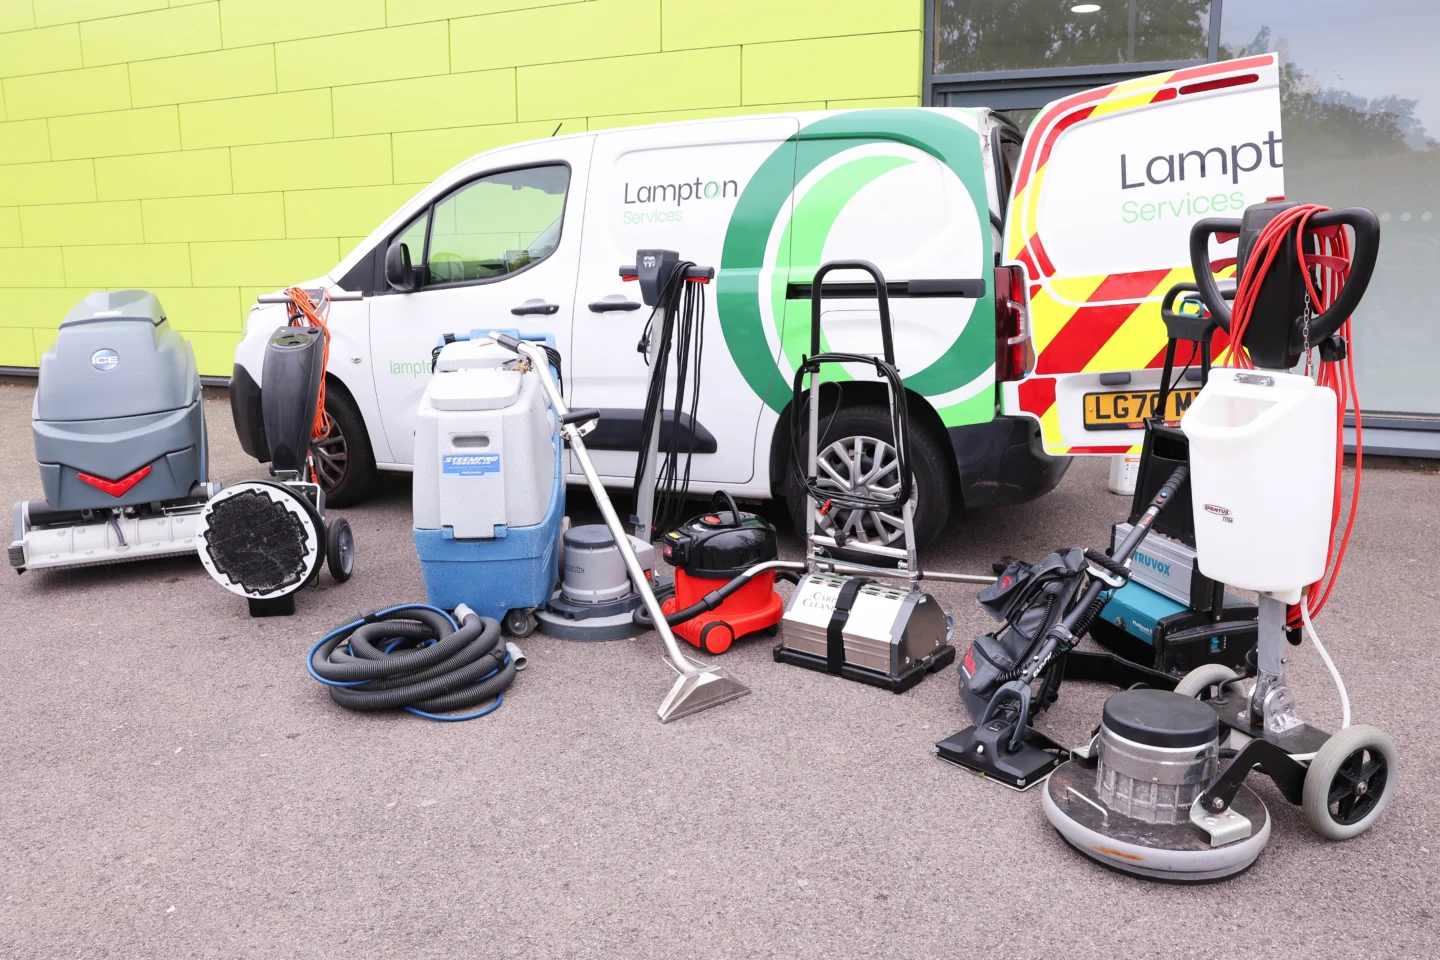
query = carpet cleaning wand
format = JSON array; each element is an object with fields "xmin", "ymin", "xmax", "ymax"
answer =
[{"xmin": 491, "ymin": 332, "xmax": 750, "ymax": 723}]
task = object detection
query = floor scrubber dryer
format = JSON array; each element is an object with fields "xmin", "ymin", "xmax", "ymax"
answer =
[
  {"xmin": 9, "ymin": 290, "xmax": 219, "ymax": 573},
  {"xmin": 773, "ymin": 261, "xmax": 995, "ymax": 692},
  {"xmin": 197, "ymin": 288, "xmax": 356, "ymax": 617},
  {"xmin": 1043, "ymin": 200, "xmax": 1396, "ymax": 882},
  {"xmin": 490, "ymin": 329, "xmax": 750, "ymax": 722},
  {"xmin": 412, "ymin": 330, "xmax": 565, "ymax": 637}
]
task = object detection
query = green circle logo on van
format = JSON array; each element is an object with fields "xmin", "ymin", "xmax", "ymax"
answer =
[{"xmin": 717, "ymin": 110, "xmax": 997, "ymax": 428}]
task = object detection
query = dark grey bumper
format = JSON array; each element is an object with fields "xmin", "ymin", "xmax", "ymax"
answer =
[{"xmin": 948, "ymin": 415, "xmax": 1070, "ymax": 509}]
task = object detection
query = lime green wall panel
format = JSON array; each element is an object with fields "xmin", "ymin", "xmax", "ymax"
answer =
[
  {"xmin": 63, "ymin": 242, "xmax": 190, "ymax": 287},
  {"xmin": 0, "ymin": 0, "xmax": 927, "ymax": 373},
  {"xmin": 130, "ymin": 45, "xmax": 276, "ymax": 108},
  {"xmin": 275, "ymin": 23, "xmax": 449, "ymax": 91},
  {"xmin": 142, "ymin": 193, "xmax": 286, "ymax": 242},
  {"xmin": 0, "ymin": 207, "xmax": 20, "ymax": 246},
  {"xmin": 0, "ymin": 2, "xmax": 35, "ymax": 33},
  {"xmin": 21, "ymin": 200, "xmax": 144, "ymax": 246},
  {"xmin": 231, "ymin": 135, "xmax": 392, "ymax": 193},
  {"xmin": 95, "ymin": 148, "xmax": 230, "ymax": 200},
  {"xmin": 588, "ymin": 100, "xmax": 822, "ymax": 131},
  {"xmin": 284, "ymin": 185, "xmax": 424, "ymax": 239},
  {"xmin": 218, "ymin": 0, "xmax": 385, "ymax": 48},
  {"xmin": 179, "ymin": 90, "xmax": 332, "ymax": 149},
  {"xmin": 190, "ymin": 238, "xmax": 339, "ymax": 286},
  {"xmin": 0, "ymin": 23, "xmax": 82, "ymax": 78},
  {"xmin": 450, "ymin": 0, "xmax": 658, "ymax": 73},
  {"xmin": 391, "ymin": 118, "xmax": 585, "ymax": 183},
  {"xmin": 3, "ymin": 287, "xmax": 99, "ymax": 328},
  {"xmin": 743, "ymin": 32, "xmax": 922, "ymax": 104},
  {"xmin": 148, "ymin": 286, "xmax": 242, "ymax": 332},
  {"xmin": 662, "ymin": 0, "xmax": 921, "ymax": 51},
  {"xmin": 387, "ymin": 0, "xmax": 572, "ymax": 28},
  {"xmin": 333, "ymin": 70, "xmax": 516, "ymax": 137},
  {"xmin": 0, "ymin": 159, "xmax": 96, "ymax": 206},
  {"xmin": 79, "ymin": 3, "xmax": 221, "ymax": 67},
  {"xmin": 519, "ymin": 48, "xmax": 739, "ymax": 120},
  {"xmin": 0, "ymin": 328, "xmax": 36, "ymax": 364},
  {"xmin": 0, "ymin": 120, "xmax": 51, "ymax": 165},
  {"xmin": 0, "ymin": 248, "xmax": 67, "ymax": 287},
  {"xmin": 3, "ymin": 64, "xmax": 130, "ymax": 120},
  {"xmin": 48, "ymin": 106, "xmax": 182, "ymax": 160},
  {"xmin": 33, "ymin": 0, "xmax": 166, "ymax": 29}
]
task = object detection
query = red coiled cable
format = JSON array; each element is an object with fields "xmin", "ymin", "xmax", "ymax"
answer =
[{"xmin": 1222, "ymin": 204, "xmax": 1363, "ymax": 627}]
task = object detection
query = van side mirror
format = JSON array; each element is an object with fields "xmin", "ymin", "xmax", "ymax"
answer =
[{"xmin": 385, "ymin": 240, "xmax": 418, "ymax": 292}]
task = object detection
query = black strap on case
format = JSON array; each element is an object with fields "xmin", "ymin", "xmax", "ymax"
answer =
[{"xmin": 825, "ymin": 578, "xmax": 871, "ymax": 674}]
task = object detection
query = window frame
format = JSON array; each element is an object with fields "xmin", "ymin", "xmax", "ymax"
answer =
[
  {"xmin": 924, "ymin": 0, "xmax": 1225, "ymax": 108},
  {"xmin": 380, "ymin": 160, "xmax": 573, "ymax": 295}
]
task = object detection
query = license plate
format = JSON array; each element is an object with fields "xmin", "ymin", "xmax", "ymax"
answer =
[{"xmin": 1082, "ymin": 388, "xmax": 1198, "ymax": 430}]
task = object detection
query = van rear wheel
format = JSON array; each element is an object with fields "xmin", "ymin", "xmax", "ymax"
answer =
[{"xmin": 785, "ymin": 404, "xmax": 952, "ymax": 556}]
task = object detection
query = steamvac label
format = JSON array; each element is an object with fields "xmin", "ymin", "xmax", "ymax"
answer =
[{"xmin": 443, "ymin": 454, "xmax": 501, "ymax": 476}]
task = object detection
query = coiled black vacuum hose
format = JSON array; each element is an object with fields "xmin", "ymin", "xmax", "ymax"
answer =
[{"xmin": 307, "ymin": 604, "xmax": 517, "ymax": 720}]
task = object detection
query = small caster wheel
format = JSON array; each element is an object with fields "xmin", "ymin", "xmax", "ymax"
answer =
[
  {"xmin": 699, "ymin": 621, "xmax": 734, "ymax": 655},
  {"xmin": 326, "ymin": 517, "xmax": 355, "ymax": 583},
  {"xmin": 504, "ymin": 608, "xmax": 536, "ymax": 638},
  {"xmin": 1302, "ymin": 724, "xmax": 1397, "ymax": 840},
  {"xmin": 1174, "ymin": 663, "xmax": 1241, "ymax": 699}
]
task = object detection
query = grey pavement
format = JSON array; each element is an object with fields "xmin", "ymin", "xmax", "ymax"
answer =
[{"xmin": 1, "ymin": 378, "xmax": 1436, "ymax": 959}]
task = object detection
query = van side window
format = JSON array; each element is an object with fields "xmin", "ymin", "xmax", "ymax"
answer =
[{"xmin": 425, "ymin": 164, "xmax": 570, "ymax": 286}]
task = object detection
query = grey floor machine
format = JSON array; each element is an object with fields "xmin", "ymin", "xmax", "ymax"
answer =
[
  {"xmin": 196, "ymin": 289, "xmax": 356, "ymax": 616},
  {"xmin": 10, "ymin": 290, "xmax": 220, "ymax": 573}
]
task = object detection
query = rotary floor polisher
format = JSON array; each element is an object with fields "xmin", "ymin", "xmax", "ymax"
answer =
[{"xmin": 1042, "ymin": 200, "xmax": 1395, "ymax": 882}]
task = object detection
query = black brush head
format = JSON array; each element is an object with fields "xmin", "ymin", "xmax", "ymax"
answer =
[{"xmin": 201, "ymin": 488, "xmax": 314, "ymax": 596}]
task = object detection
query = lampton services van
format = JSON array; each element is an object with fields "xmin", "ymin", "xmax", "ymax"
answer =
[{"xmin": 229, "ymin": 55, "xmax": 1283, "ymax": 551}]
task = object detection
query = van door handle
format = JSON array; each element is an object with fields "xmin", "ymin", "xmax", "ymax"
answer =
[
  {"xmin": 512, "ymin": 300, "xmax": 559, "ymax": 316},
  {"xmin": 589, "ymin": 297, "xmax": 642, "ymax": 313}
]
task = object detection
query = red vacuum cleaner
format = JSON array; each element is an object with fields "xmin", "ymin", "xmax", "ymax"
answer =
[{"xmin": 636, "ymin": 492, "xmax": 785, "ymax": 654}]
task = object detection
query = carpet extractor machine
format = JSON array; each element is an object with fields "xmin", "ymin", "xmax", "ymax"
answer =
[
  {"xmin": 10, "ymin": 290, "xmax": 220, "ymax": 573},
  {"xmin": 987, "ymin": 200, "xmax": 1393, "ymax": 882},
  {"xmin": 197, "ymin": 288, "xmax": 357, "ymax": 616}
]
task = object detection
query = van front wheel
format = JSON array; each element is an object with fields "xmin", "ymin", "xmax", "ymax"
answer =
[
  {"xmin": 312, "ymin": 385, "xmax": 379, "ymax": 508},
  {"xmin": 785, "ymin": 404, "xmax": 952, "ymax": 555}
]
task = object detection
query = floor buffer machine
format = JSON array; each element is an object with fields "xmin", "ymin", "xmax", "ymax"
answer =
[
  {"xmin": 196, "ymin": 288, "xmax": 357, "ymax": 616},
  {"xmin": 1038, "ymin": 200, "xmax": 1397, "ymax": 881}
]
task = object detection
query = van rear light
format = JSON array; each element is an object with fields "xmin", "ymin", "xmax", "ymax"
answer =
[{"xmin": 994, "ymin": 265, "xmax": 1032, "ymax": 382}]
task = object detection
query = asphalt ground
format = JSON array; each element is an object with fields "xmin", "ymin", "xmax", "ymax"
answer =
[{"xmin": 1, "ymin": 378, "xmax": 1436, "ymax": 959}]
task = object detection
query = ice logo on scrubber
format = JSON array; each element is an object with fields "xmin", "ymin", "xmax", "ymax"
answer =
[{"xmin": 91, "ymin": 349, "xmax": 119, "ymax": 371}]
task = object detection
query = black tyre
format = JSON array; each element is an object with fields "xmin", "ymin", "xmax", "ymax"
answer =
[
  {"xmin": 785, "ymin": 404, "xmax": 953, "ymax": 554},
  {"xmin": 312, "ymin": 384, "xmax": 378, "ymax": 507},
  {"xmin": 326, "ymin": 517, "xmax": 355, "ymax": 583}
]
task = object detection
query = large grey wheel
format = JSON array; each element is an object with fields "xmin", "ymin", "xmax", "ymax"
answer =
[
  {"xmin": 1302, "ymin": 724, "xmax": 1397, "ymax": 841},
  {"xmin": 786, "ymin": 404, "xmax": 952, "ymax": 554},
  {"xmin": 1174, "ymin": 663, "xmax": 1242, "ymax": 699}
]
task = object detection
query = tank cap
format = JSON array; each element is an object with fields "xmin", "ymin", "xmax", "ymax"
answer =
[{"xmin": 1102, "ymin": 689, "xmax": 1219, "ymax": 749}]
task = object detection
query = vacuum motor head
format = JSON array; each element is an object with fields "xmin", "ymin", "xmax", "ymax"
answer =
[
  {"xmin": 662, "ymin": 507, "xmax": 778, "ymax": 580},
  {"xmin": 197, "ymin": 480, "xmax": 322, "ymax": 598}
]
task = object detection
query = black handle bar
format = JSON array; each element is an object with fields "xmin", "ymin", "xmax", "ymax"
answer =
[
  {"xmin": 809, "ymin": 260, "xmax": 894, "ymax": 365},
  {"xmin": 1189, "ymin": 206, "xmax": 1381, "ymax": 342}
]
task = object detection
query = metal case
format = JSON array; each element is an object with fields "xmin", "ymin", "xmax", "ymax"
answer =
[{"xmin": 779, "ymin": 572, "xmax": 951, "ymax": 681}]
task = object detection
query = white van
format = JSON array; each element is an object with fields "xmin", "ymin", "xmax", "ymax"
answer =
[{"xmin": 229, "ymin": 56, "xmax": 1283, "ymax": 550}]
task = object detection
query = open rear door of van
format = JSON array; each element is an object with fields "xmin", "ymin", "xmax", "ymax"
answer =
[{"xmin": 1000, "ymin": 54, "xmax": 1284, "ymax": 455}]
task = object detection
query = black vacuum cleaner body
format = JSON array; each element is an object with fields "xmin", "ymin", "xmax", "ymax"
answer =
[
  {"xmin": 10, "ymin": 290, "xmax": 220, "ymax": 573},
  {"xmin": 1039, "ymin": 201, "xmax": 1397, "ymax": 882},
  {"xmin": 198, "ymin": 295, "xmax": 356, "ymax": 616}
]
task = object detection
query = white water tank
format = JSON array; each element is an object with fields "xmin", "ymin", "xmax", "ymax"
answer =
[{"xmin": 1181, "ymin": 369, "xmax": 1336, "ymax": 602}]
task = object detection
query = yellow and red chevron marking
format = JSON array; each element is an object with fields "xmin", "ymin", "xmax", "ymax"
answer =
[{"xmin": 1003, "ymin": 56, "xmax": 1273, "ymax": 454}]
